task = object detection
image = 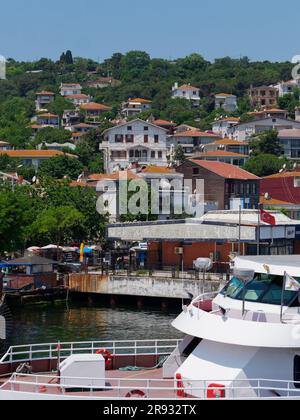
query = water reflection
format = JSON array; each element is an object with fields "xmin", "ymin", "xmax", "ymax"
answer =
[{"xmin": 9, "ymin": 302, "xmax": 183, "ymax": 346}]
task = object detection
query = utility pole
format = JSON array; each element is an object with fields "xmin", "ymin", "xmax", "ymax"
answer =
[{"xmin": 257, "ymin": 204, "xmax": 261, "ymax": 256}]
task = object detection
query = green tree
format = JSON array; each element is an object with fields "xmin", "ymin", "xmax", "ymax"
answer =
[
  {"xmin": 243, "ymin": 154, "xmax": 287, "ymax": 177},
  {"xmin": 172, "ymin": 145, "xmax": 186, "ymax": 164},
  {"xmin": 47, "ymin": 95, "xmax": 74, "ymax": 116},
  {"xmin": 0, "ymin": 189, "xmax": 35, "ymax": 253},
  {"xmin": 249, "ymin": 130, "xmax": 283, "ymax": 157},
  {"xmin": 29, "ymin": 205, "xmax": 84, "ymax": 246},
  {"xmin": 32, "ymin": 127, "xmax": 72, "ymax": 147},
  {"xmin": 38, "ymin": 155, "xmax": 83, "ymax": 179}
]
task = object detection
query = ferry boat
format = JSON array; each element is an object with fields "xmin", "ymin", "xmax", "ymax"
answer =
[{"xmin": 1, "ymin": 255, "xmax": 300, "ymax": 400}]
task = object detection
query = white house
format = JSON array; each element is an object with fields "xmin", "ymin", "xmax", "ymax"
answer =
[
  {"xmin": 65, "ymin": 94, "xmax": 91, "ymax": 106},
  {"xmin": 232, "ymin": 117, "xmax": 300, "ymax": 141},
  {"xmin": 171, "ymin": 83, "xmax": 200, "ymax": 107},
  {"xmin": 214, "ymin": 93, "xmax": 237, "ymax": 112},
  {"xmin": 273, "ymin": 80, "xmax": 299, "ymax": 97},
  {"xmin": 212, "ymin": 117, "xmax": 241, "ymax": 138},
  {"xmin": 100, "ymin": 119, "xmax": 169, "ymax": 173},
  {"xmin": 60, "ymin": 83, "xmax": 82, "ymax": 97}
]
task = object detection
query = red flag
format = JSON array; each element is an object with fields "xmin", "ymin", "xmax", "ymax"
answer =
[{"xmin": 260, "ymin": 209, "xmax": 276, "ymax": 226}]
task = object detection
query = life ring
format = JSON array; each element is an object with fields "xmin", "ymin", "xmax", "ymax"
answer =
[
  {"xmin": 96, "ymin": 349, "xmax": 113, "ymax": 368},
  {"xmin": 125, "ymin": 389, "xmax": 146, "ymax": 398}
]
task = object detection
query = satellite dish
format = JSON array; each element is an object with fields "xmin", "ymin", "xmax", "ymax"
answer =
[
  {"xmin": 32, "ymin": 176, "xmax": 37, "ymax": 183},
  {"xmin": 279, "ymin": 169, "xmax": 284, "ymax": 173},
  {"xmin": 264, "ymin": 192, "xmax": 271, "ymax": 200},
  {"xmin": 294, "ymin": 163, "xmax": 297, "ymax": 169},
  {"xmin": 194, "ymin": 258, "xmax": 213, "ymax": 272}
]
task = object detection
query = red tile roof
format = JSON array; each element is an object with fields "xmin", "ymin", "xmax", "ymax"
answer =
[
  {"xmin": 178, "ymin": 84, "xmax": 199, "ymax": 91},
  {"xmin": 141, "ymin": 166, "xmax": 177, "ymax": 174},
  {"xmin": 37, "ymin": 113, "xmax": 59, "ymax": 118},
  {"xmin": 196, "ymin": 151, "xmax": 247, "ymax": 158},
  {"xmin": 0, "ymin": 150, "xmax": 77, "ymax": 158},
  {"xmin": 173, "ymin": 130, "xmax": 219, "ymax": 138},
  {"xmin": 88, "ymin": 171, "xmax": 141, "ymax": 181},
  {"xmin": 188, "ymin": 159, "xmax": 260, "ymax": 180},
  {"xmin": 209, "ymin": 139, "xmax": 248, "ymax": 146},
  {"xmin": 153, "ymin": 119, "xmax": 176, "ymax": 126},
  {"xmin": 263, "ymin": 171, "xmax": 300, "ymax": 179},
  {"xmin": 66, "ymin": 94, "xmax": 90, "ymax": 100},
  {"xmin": 36, "ymin": 91, "xmax": 55, "ymax": 96},
  {"xmin": 129, "ymin": 98, "xmax": 152, "ymax": 104},
  {"xmin": 80, "ymin": 102, "xmax": 111, "ymax": 111}
]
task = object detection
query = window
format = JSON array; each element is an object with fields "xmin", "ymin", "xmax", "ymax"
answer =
[
  {"xmin": 158, "ymin": 151, "xmax": 162, "ymax": 159},
  {"xmin": 144, "ymin": 126, "xmax": 149, "ymax": 131},
  {"xmin": 115, "ymin": 134, "xmax": 123, "ymax": 143},
  {"xmin": 125, "ymin": 134, "xmax": 134, "ymax": 143},
  {"xmin": 151, "ymin": 151, "xmax": 155, "ymax": 158},
  {"xmin": 144, "ymin": 135, "xmax": 148, "ymax": 143},
  {"xmin": 294, "ymin": 356, "xmax": 300, "ymax": 389},
  {"xmin": 193, "ymin": 167, "xmax": 200, "ymax": 175},
  {"xmin": 127, "ymin": 126, "xmax": 132, "ymax": 131},
  {"xmin": 221, "ymin": 274, "xmax": 299, "ymax": 306},
  {"xmin": 154, "ymin": 135, "xmax": 159, "ymax": 143}
]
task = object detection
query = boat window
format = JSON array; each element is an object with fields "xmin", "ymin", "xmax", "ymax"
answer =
[
  {"xmin": 220, "ymin": 277, "xmax": 244, "ymax": 299},
  {"xmin": 221, "ymin": 274, "xmax": 299, "ymax": 306},
  {"xmin": 294, "ymin": 356, "xmax": 300, "ymax": 389}
]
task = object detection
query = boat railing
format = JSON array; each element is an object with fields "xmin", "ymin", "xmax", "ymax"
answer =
[
  {"xmin": 2, "ymin": 373, "xmax": 300, "ymax": 400},
  {"xmin": 0, "ymin": 339, "xmax": 182, "ymax": 364}
]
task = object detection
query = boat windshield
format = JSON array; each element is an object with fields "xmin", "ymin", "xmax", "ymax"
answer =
[{"xmin": 221, "ymin": 274, "xmax": 299, "ymax": 306}]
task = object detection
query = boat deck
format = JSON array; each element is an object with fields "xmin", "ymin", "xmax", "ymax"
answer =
[{"xmin": 0, "ymin": 368, "xmax": 180, "ymax": 399}]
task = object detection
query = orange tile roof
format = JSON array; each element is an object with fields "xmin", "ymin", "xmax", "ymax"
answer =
[
  {"xmin": 36, "ymin": 91, "xmax": 55, "ymax": 96},
  {"xmin": 209, "ymin": 139, "xmax": 249, "ymax": 146},
  {"xmin": 216, "ymin": 117, "xmax": 240, "ymax": 122},
  {"xmin": 215, "ymin": 93, "xmax": 235, "ymax": 97},
  {"xmin": 129, "ymin": 98, "xmax": 152, "ymax": 104},
  {"xmin": 31, "ymin": 124, "xmax": 44, "ymax": 129},
  {"xmin": 88, "ymin": 171, "xmax": 141, "ymax": 181},
  {"xmin": 188, "ymin": 159, "xmax": 260, "ymax": 180},
  {"xmin": 66, "ymin": 94, "xmax": 90, "ymax": 99},
  {"xmin": 80, "ymin": 102, "xmax": 111, "ymax": 111},
  {"xmin": 197, "ymin": 151, "xmax": 247, "ymax": 158},
  {"xmin": 173, "ymin": 130, "xmax": 219, "ymax": 138},
  {"xmin": 37, "ymin": 113, "xmax": 59, "ymax": 118},
  {"xmin": 263, "ymin": 171, "xmax": 300, "ymax": 179},
  {"xmin": 178, "ymin": 84, "xmax": 199, "ymax": 91},
  {"xmin": 141, "ymin": 166, "xmax": 177, "ymax": 174},
  {"xmin": 71, "ymin": 132, "xmax": 84, "ymax": 137},
  {"xmin": 69, "ymin": 180, "xmax": 90, "ymax": 187},
  {"xmin": 153, "ymin": 119, "xmax": 176, "ymax": 126},
  {"xmin": 260, "ymin": 196, "xmax": 293, "ymax": 206},
  {"xmin": 0, "ymin": 150, "xmax": 77, "ymax": 158}
]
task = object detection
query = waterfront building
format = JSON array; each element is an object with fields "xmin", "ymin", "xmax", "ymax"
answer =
[
  {"xmin": 0, "ymin": 150, "xmax": 78, "ymax": 169},
  {"xmin": 176, "ymin": 159, "xmax": 260, "ymax": 210}
]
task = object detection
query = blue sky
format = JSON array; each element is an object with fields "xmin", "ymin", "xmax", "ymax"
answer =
[{"xmin": 0, "ymin": 0, "xmax": 299, "ymax": 62}]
